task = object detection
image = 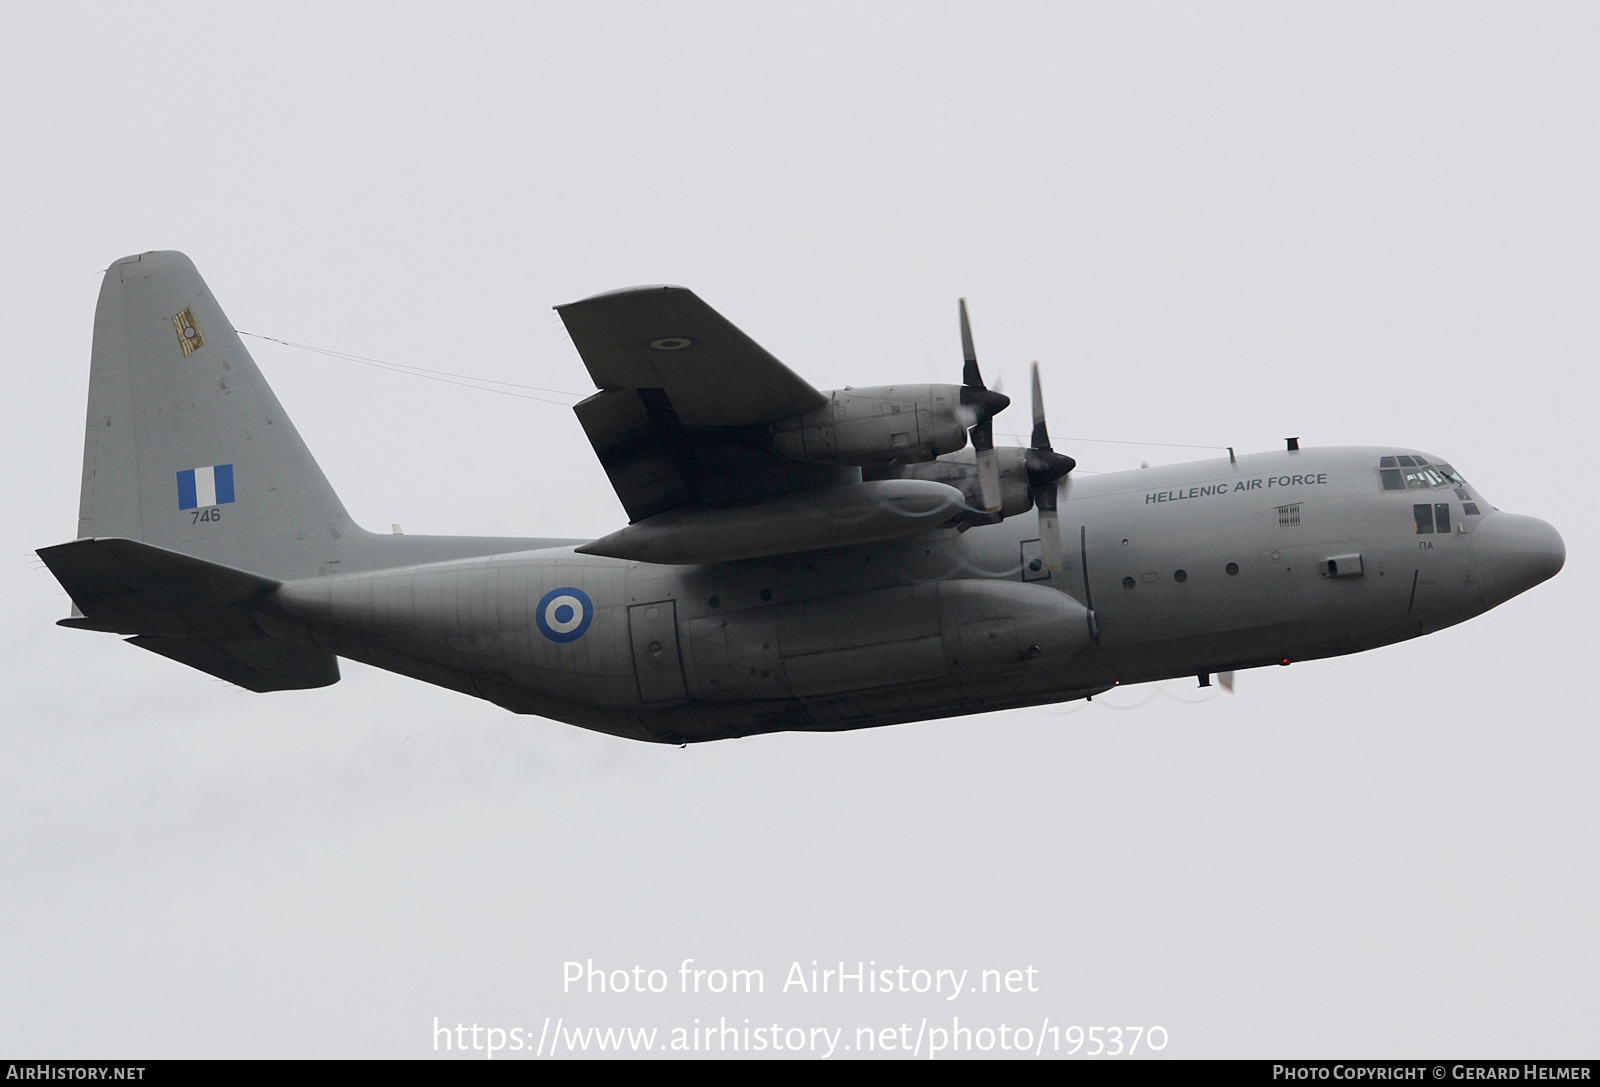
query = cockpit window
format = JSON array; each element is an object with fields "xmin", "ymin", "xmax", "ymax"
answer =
[
  {"xmin": 1403, "ymin": 466, "xmax": 1450, "ymax": 489},
  {"xmin": 1378, "ymin": 456, "xmax": 1469, "ymax": 492},
  {"xmin": 1389, "ymin": 456, "xmax": 1482, "ymax": 525}
]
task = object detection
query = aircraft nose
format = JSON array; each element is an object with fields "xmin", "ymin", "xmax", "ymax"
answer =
[{"xmin": 1470, "ymin": 512, "xmax": 1565, "ymax": 609}]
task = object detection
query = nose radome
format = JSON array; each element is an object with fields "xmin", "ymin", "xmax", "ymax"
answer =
[{"xmin": 1471, "ymin": 513, "xmax": 1566, "ymax": 610}]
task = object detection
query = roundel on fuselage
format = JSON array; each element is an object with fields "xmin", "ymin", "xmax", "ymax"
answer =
[{"xmin": 536, "ymin": 587, "xmax": 594, "ymax": 643}]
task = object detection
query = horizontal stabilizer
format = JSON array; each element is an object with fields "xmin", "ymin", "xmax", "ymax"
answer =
[
  {"xmin": 128, "ymin": 634, "xmax": 338, "ymax": 693},
  {"xmin": 38, "ymin": 537, "xmax": 339, "ymax": 692},
  {"xmin": 39, "ymin": 536, "xmax": 279, "ymax": 635}
]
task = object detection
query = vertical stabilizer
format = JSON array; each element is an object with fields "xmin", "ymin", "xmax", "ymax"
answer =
[{"xmin": 78, "ymin": 251, "xmax": 366, "ymax": 580}]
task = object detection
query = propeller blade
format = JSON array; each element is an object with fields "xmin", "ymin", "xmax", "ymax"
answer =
[
  {"xmin": 1037, "ymin": 487, "xmax": 1064, "ymax": 573},
  {"xmin": 959, "ymin": 298, "xmax": 982, "ymax": 389},
  {"xmin": 1048, "ymin": 472, "xmax": 1077, "ymax": 572},
  {"xmin": 957, "ymin": 298, "xmax": 1008, "ymax": 511},
  {"xmin": 975, "ymin": 444, "xmax": 1002, "ymax": 513},
  {"xmin": 1030, "ymin": 360, "xmax": 1051, "ymax": 451},
  {"xmin": 1025, "ymin": 361, "xmax": 1075, "ymax": 570}
]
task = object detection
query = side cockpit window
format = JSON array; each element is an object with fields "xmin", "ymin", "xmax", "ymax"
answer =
[{"xmin": 1413, "ymin": 502, "xmax": 1452, "ymax": 534}]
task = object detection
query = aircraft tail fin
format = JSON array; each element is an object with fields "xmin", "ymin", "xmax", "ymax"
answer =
[
  {"xmin": 37, "ymin": 536, "xmax": 338, "ymax": 692},
  {"xmin": 78, "ymin": 251, "xmax": 366, "ymax": 581}
]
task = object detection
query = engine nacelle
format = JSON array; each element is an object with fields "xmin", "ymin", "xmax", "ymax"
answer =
[
  {"xmin": 770, "ymin": 385, "xmax": 968, "ymax": 466},
  {"xmin": 882, "ymin": 448, "xmax": 1036, "ymax": 518}
]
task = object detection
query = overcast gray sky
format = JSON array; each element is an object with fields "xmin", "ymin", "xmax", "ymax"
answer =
[{"xmin": 2, "ymin": 2, "xmax": 1595, "ymax": 1059}]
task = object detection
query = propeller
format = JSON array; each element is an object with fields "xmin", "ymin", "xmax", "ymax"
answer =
[
  {"xmin": 957, "ymin": 299, "xmax": 1010, "ymax": 512},
  {"xmin": 1026, "ymin": 361, "xmax": 1076, "ymax": 571}
]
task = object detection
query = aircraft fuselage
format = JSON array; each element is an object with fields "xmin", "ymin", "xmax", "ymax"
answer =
[
  {"xmin": 46, "ymin": 254, "xmax": 1565, "ymax": 743},
  {"xmin": 252, "ymin": 445, "xmax": 1562, "ymax": 743}
]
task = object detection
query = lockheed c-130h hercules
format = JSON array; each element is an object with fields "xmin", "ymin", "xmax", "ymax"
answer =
[{"xmin": 39, "ymin": 252, "xmax": 1565, "ymax": 743}]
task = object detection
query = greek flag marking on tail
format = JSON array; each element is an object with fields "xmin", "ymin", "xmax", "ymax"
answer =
[{"xmin": 177, "ymin": 464, "xmax": 236, "ymax": 510}]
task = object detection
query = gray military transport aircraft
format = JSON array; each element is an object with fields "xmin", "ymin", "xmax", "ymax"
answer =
[{"xmin": 39, "ymin": 252, "xmax": 1566, "ymax": 743}]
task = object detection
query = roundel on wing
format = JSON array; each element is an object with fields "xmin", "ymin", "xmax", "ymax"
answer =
[
  {"xmin": 536, "ymin": 587, "xmax": 594, "ymax": 643},
  {"xmin": 645, "ymin": 336, "xmax": 698, "ymax": 352}
]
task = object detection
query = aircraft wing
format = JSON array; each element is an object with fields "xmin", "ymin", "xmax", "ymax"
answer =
[
  {"xmin": 556, "ymin": 286, "xmax": 836, "ymax": 522},
  {"xmin": 556, "ymin": 285, "xmax": 826, "ymax": 427}
]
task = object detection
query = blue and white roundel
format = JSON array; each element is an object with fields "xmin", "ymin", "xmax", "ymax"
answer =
[{"xmin": 536, "ymin": 587, "xmax": 593, "ymax": 643}]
